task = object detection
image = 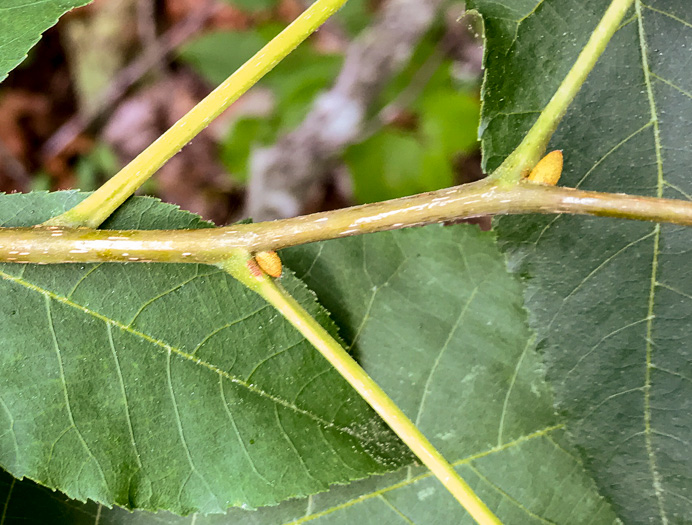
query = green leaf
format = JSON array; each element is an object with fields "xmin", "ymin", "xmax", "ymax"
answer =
[
  {"xmin": 1, "ymin": 223, "xmax": 618, "ymax": 523},
  {"xmin": 419, "ymin": 89, "xmax": 480, "ymax": 160},
  {"xmin": 334, "ymin": 0, "xmax": 372, "ymax": 36},
  {"xmin": 345, "ymin": 89, "xmax": 479, "ymax": 203},
  {"xmin": 177, "ymin": 31, "xmax": 268, "ymax": 87},
  {"xmin": 221, "ymin": 0, "xmax": 277, "ymax": 12},
  {"xmin": 470, "ymin": 0, "xmax": 692, "ymax": 522},
  {"xmin": 0, "ymin": 192, "xmax": 411, "ymax": 514},
  {"xmin": 74, "ymin": 143, "xmax": 119, "ymax": 191},
  {"xmin": 345, "ymin": 131, "xmax": 438, "ymax": 202},
  {"xmin": 279, "ymin": 226, "xmax": 617, "ymax": 524},
  {"xmin": 219, "ymin": 118, "xmax": 277, "ymax": 183},
  {"xmin": 346, "ymin": 39, "xmax": 480, "ymax": 204},
  {"xmin": 0, "ymin": 0, "xmax": 91, "ymax": 83},
  {"xmin": 261, "ymin": 49, "xmax": 342, "ymax": 131}
]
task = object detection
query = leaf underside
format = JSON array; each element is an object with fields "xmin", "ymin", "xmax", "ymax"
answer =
[
  {"xmin": 0, "ymin": 192, "xmax": 411, "ymax": 514},
  {"xmin": 1, "ymin": 195, "xmax": 618, "ymax": 523},
  {"xmin": 469, "ymin": 0, "xmax": 692, "ymax": 522}
]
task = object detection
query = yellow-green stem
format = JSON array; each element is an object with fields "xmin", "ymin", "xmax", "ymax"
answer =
[
  {"xmin": 4, "ymin": 182, "xmax": 692, "ymax": 264},
  {"xmin": 491, "ymin": 0, "xmax": 635, "ymax": 184},
  {"xmin": 218, "ymin": 255, "xmax": 501, "ymax": 525},
  {"xmin": 44, "ymin": 0, "xmax": 348, "ymax": 229}
]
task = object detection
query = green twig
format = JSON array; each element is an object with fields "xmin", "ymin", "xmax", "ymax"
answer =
[
  {"xmin": 490, "ymin": 0, "xmax": 635, "ymax": 184},
  {"xmin": 3, "ymin": 181, "xmax": 692, "ymax": 264},
  {"xmin": 43, "ymin": 0, "xmax": 349, "ymax": 229},
  {"xmin": 218, "ymin": 253, "xmax": 502, "ymax": 525}
]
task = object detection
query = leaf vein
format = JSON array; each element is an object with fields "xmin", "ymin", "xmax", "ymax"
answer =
[
  {"xmin": 641, "ymin": 3, "xmax": 692, "ymax": 29},
  {"xmin": 126, "ymin": 269, "xmax": 202, "ymax": 327},
  {"xmin": 467, "ymin": 464, "xmax": 556, "ymax": 524},
  {"xmin": 564, "ymin": 317, "xmax": 649, "ymax": 381},
  {"xmin": 274, "ymin": 404, "xmax": 320, "ymax": 486},
  {"xmin": 190, "ymin": 304, "xmax": 270, "ymax": 356},
  {"xmin": 579, "ymin": 386, "xmax": 644, "ymax": 422},
  {"xmin": 414, "ymin": 286, "xmax": 479, "ymax": 428},
  {"xmin": 546, "ymin": 230, "xmax": 656, "ymax": 333},
  {"xmin": 0, "ymin": 395, "xmax": 19, "ymax": 467},
  {"xmin": 165, "ymin": 351, "xmax": 219, "ymax": 508},
  {"xmin": 105, "ymin": 324, "xmax": 144, "ymax": 471},
  {"xmin": 245, "ymin": 340, "xmax": 303, "ymax": 383},
  {"xmin": 497, "ymin": 338, "xmax": 532, "ymax": 446},
  {"xmin": 377, "ymin": 494, "xmax": 415, "ymax": 524},
  {"xmin": 0, "ymin": 269, "xmax": 366, "ymax": 440},
  {"xmin": 44, "ymin": 295, "xmax": 110, "ymax": 496},
  {"xmin": 66, "ymin": 263, "xmax": 104, "ymax": 299},
  {"xmin": 650, "ymin": 365, "xmax": 692, "ymax": 384},
  {"xmin": 218, "ymin": 376, "xmax": 271, "ymax": 488},
  {"xmin": 574, "ymin": 121, "xmax": 653, "ymax": 188},
  {"xmin": 636, "ymin": 1, "xmax": 668, "ymax": 521},
  {"xmin": 650, "ymin": 72, "xmax": 692, "ymax": 100},
  {"xmin": 291, "ymin": 424, "xmax": 565, "ymax": 524}
]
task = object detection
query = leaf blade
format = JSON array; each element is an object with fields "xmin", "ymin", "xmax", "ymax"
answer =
[
  {"xmin": 472, "ymin": 0, "xmax": 692, "ymax": 521},
  {"xmin": 0, "ymin": 216, "xmax": 618, "ymax": 523},
  {"xmin": 0, "ymin": 0, "xmax": 92, "ymax": 83},
  {"xmin": 0, "ymin": 193, "xmax": 410, "ymax": 513}
]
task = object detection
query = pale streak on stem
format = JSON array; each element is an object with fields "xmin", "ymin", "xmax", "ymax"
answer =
[{"xmin": 1, "ymin": 181, "xmax": 692, "ymax": 264}]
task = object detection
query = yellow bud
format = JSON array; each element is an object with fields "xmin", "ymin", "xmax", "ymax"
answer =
[
  {"xmin": 254, "ymin": 250, "xmax": 282, "ymax": 278},
  {"xmin": 526, "ymin": 150, "xmax": 563, "ymax": 185}
]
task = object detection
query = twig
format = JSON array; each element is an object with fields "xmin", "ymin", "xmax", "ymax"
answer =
[{"xmin": 3, "ymin": 181, "xmax": 692, "ymax": 264}]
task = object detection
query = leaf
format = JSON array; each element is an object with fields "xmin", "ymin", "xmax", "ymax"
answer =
[
  {"xmin": 345, "ymin": 131, "xmax": 437, "ymax": 202},
  {"xmin": 334, "ymin": 0, "xmax": 372, "ymax": 36},
  {"xmin": 264, "ymin": 50, "xmax": 342, "ymax": 131},
  {"xmin": 468, "ymin": 0, "xmax": 692, "ymax": 522},
  {"xmin": 177, "ymin": 31, "xmax": 269, "ymax": 87},
  {"xmin": 418, "ymin": 89, "xmax": 480, "ymax": 161},
  {"xmin": 3, "ymin": 224, "xmax": 619, "ymax": 523},
  {"xmin": 219, "ymin": 118, "xmax": 277, "ymax": 184},
  {"xmin": 0, "ymin": 192, "xmax": 411, "ymax": 514},
  {"xmin": 345, "ymin": 88, "xmax": 479, "ymax": 203},
  {"xmin": 221, "ymin": 0, "xmax": 277, "ymax": 13},
  {"xmin": 0, "ymin": 0, "xmax": 91, "ymax": 83},
  {"xmin": 279, "ymin": 227, "xmax": 618, "ymax": 524}
]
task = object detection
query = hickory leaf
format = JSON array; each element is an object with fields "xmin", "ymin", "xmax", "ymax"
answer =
[{"xmin": 469, "ymin": 0, "xmax": 692, "ymax": 522}]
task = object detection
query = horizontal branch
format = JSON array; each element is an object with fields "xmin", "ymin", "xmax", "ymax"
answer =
[{"xmin": 1, "ymin": 180, "xmax": 691, "ymax": 264}]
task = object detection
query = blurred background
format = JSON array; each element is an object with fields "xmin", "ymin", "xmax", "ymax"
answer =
[{"xmin": 0, "ymin": 0, "xmax": 483, "ymax": 225}]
